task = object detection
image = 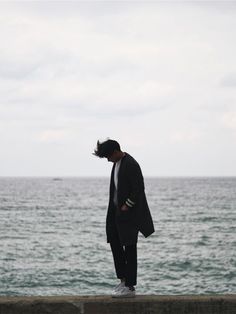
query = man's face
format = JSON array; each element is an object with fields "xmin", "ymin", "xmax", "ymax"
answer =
[{"xmin": 107, "ymin": 151, "xmax": 118, "ymax": 163}]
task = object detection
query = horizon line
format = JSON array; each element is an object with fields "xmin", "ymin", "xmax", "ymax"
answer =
[{"xmin": 0, "ymin": 175, "xmax": 236, "ymax": 178}]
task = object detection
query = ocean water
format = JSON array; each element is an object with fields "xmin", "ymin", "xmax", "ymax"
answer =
[{"xmin": 0, "ymin": 177, "xmax": 235, "ymax": 296}]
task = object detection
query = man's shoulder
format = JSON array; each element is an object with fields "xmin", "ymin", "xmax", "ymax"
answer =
[{"xmin": 123, "ymin": 153, "xmax": 139, "ymax": 166}]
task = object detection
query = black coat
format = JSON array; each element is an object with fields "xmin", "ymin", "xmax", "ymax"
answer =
[{"xmin": 106, "ymin": 153, "xmax": 155, "ymax": 246}]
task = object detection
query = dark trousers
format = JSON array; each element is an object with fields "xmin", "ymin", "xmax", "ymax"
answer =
[{"xmin": 110, "ymin": 224, "xmax": 137, "ymax": 287}]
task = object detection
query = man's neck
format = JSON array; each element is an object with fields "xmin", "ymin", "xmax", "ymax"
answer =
[{"xmin": 116, "ymin": 151, "xmax": 125, "ymax": 162}]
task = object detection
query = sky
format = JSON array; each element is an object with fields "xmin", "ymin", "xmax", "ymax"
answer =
[{"xmin": 0, "ymin": 1, "xmax": 236, "ymax": 177}]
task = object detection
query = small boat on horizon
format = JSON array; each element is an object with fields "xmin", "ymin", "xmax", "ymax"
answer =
[{"xmin": 52, "ymin": 177, "xmax": 63, "ymax": 181}]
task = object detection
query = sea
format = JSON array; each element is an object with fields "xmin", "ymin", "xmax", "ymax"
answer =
[{"xmin": 0, "ymin": 177, "xmax": 235, "ymax": 296}]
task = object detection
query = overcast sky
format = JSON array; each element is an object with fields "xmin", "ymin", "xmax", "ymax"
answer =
[{"xmin": 0, "ymin": 1, "xmax": 236, "ymax": 177}]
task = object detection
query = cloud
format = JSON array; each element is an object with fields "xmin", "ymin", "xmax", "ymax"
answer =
[
  {"xmin": 0, "ymin": 1, "xmax": 236, "ymax": 175},
  {"xmin": 170, "ymin": 130, "xmax": 203, "ymax": 143},
  {"xmin": 38, "ymin": 129, "xmax": 71, "ymax": 143},
  {"xmin": 222, "ymin": 112, "xmax": 236, "ymax": 130},
  {"xmin": 0, "ymin": 4, "xmax": 175, "ymax": 121},
  {"xmin": 220, "ymin": 73, "xmax": 236, "ymax": 88}
]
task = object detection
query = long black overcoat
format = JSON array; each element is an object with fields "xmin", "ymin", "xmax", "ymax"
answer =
[{"xmin": 106, "ymin": 153, "xmax": 155, "ymax": 246}]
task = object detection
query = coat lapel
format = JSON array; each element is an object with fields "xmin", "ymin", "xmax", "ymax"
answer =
[{"xmin": 109, "ymin": 163, "xmax": 115, "ymax": 200}]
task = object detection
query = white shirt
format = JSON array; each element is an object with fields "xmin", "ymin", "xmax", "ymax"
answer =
[
  {"xmin": 113, "ymin": 154, "xmax": 125, "ymax": 206},
  {"xmin": 114, "ymin": 158, "xmax": 122, "ymax": 190}
]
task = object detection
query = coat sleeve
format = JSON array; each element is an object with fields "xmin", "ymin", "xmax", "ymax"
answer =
[{"xmin": 125, "ymin": 162, "xmax": 145, "ymax": 208}]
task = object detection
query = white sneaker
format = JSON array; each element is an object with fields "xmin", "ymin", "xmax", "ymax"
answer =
[
  {"xmin": 111, "ymin": 281, "xmax": 125, "ymax": 296},
  {"xmin": 112, "ymin": 286, "xmax": 136, "ymax": 298}
]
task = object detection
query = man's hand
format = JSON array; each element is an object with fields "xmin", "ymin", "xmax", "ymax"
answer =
[{"xmin": 120, "ymin": 204, "xmax": 129, "ymax": 211}]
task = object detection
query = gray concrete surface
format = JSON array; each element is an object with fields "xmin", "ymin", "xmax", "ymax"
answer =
[{"xmin": 0, "ymin": 295, "xmax": 235, "ymax": 314}]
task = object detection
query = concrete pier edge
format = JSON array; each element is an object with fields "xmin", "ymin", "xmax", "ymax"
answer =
[{"xmin": 0, "ymin": 294, "xmax": 235, "ymax": 314}]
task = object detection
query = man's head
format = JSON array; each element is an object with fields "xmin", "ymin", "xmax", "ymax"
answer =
[{"xmin": 93, "ymin": 139, "xmax": 123, "ymax": 162}]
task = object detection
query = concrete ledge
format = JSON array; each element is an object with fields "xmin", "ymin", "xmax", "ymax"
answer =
[{"xmin": 0, "ymin": 295, "xmax": 235, "ymax": 314}]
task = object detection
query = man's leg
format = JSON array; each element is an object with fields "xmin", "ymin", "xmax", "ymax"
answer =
[
  {"xmin": 124, "ymin": 244, "xmax": 137, "ymax": 287},
  {"xmin": 110, "ymin": 227, "xmax": 126, "ymax": 281}
]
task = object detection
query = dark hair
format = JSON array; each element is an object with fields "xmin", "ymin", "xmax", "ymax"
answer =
[{"xmin": 93, "ymin": 139, "xmax": 121, "ymax": 158}]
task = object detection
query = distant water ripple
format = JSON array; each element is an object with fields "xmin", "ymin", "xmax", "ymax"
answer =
[{"xmin": 0, "ymin": 177, "xmax": 235, "ymax": 296}]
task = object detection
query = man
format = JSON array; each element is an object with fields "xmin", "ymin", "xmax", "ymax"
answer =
[{"xmin": 93, "ymin": 139, "xmax": 155, "ymax": 297}]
